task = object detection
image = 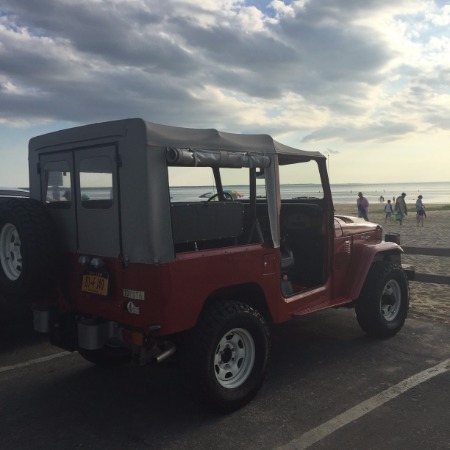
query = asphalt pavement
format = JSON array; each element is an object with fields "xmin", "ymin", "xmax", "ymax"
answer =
[{"xmin": 0, "ymin": 296, "xmax": 449, "ymax": 450}]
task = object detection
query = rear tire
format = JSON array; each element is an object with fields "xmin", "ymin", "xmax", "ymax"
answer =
[
  {"xmin": 0, "ymin": 198, "xmax": 59, "ymax": 301},
  {"xmin": 181, "ymin": 300, "xmax": 270, "ymax": 412},
  {"xmin": 356, "ymin": 262, "xmax": 409, "ymax": 338}
]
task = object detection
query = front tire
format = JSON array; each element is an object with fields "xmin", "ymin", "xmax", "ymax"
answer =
[
  {"xmin": 182, "ymin": 300, "xmax": 270, "ymax": 412},
  {"xmin": 356, "ymin": 262, "xmax": 409, "ymax": 338}
]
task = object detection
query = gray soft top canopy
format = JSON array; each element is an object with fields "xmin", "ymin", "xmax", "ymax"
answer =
[
  {"xmin": 29, "ymin": 118, "xmax": 325, "ymax": 264},
  {"xmin": 141, "ymin": 120, "xmax": 324, "ymax": 160},
  {"xmin": 30, "ymin": 118, "xmax": 324, "ymax": 160}
]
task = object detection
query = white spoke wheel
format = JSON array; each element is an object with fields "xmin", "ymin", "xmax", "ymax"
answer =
[
  {"xmin": 182, "ymin": 301, "xmax": 270, "ymax": 412},
  {"xmin": 356, "ymin": 262, "xmax": 409, "ymax": 338},
  {"xmin": 214, "ymin": 328, "xmax": 255, "ymax": 389},
  {"xmin": 380, "ymin": 279, "xmax": 402, "ymax": 321},
  {"xmin": 0, "ymin": 223, "xmax": 23, "ymax": 281}
]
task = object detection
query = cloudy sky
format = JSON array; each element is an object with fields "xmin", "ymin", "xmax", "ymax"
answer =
[{"xmin": 1, "ymin": 0, "xmax": 449, "ymax": 186}]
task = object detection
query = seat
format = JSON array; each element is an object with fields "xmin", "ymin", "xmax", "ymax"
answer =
[
  {"xmin": 280, "ymin": 241, "xmax": 295, "ymax": 272},
  {"xmin": 280, "ymin": 241, "xmax": 295, "ymax": 297}
]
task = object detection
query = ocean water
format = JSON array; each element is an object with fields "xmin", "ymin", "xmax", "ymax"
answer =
[
  {"xmin": 170, "ymin": 182, "xmax": 450, "ymax": 204},
  {"xmin": 329, "ymin": 182, "xmax": 450, "ymax": 204}
]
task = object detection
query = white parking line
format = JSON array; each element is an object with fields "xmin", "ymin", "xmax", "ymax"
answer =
[
  {"xmin": 0, "ymin": 351, "xmax": 73, "ymax": 374},
  {"xmin": 278, "ymin": 358, "xmax": 450, "ymax": 450}
]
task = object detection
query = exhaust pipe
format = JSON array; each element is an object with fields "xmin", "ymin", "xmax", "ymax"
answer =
[{"xmin": 153, "ymin": 343, "xmax": 176, "ymax": 364}]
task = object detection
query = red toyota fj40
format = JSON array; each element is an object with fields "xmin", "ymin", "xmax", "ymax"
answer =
[{"xmin": 0, "ymin": 119, "xmax": 412, "ymax": 411}]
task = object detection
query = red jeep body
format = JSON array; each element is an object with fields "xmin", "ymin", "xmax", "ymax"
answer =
[{"xmin": 0, "ymin": 118, "xmax": 410, "ymax": 410}]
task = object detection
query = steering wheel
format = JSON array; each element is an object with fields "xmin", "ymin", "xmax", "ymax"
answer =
[{"xmin": 207, "ymin": 192, "xmax": 234, "ymax": 202}]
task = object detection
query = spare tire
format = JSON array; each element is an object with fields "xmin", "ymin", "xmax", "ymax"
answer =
[{"xmin": 0, "ymin": 198, "xmax": 59, "ymax": 302}]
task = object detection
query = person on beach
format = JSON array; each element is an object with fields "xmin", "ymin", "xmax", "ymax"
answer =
[
  {"xmin": 416, "ymin": 195, "xmax": 426, "ymax": 227},
  {"xmin": 385, "ymin": 199, "xmax": 394, "ymax": 223},
  {"xmin": 395, "ymin": 193, "xmax": 407, "ymax": 225},
  {"xmin": 357, "ymin": 192, "xmax": 369, "ymax": 221}
]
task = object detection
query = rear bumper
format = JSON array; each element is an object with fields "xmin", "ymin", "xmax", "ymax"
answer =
[{"xmin": 33, "ymin": 307, "xmax": 118, "ymax": 351}]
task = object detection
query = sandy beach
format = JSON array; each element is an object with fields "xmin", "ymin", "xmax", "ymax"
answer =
[{"xmin": 334, "ymin": 202, "xmax": 450, "ymax": 326}]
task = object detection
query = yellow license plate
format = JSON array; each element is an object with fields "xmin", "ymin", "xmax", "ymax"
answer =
[{"xmin": 82, "ymin": 273, "xmax": 109, "ymax": 296}]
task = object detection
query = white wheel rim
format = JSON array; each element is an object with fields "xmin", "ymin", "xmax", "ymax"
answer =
[
  {"xmin": 214, "ymin": 328, "xmax": 255, "ymax": 389},
  {"xmin": 0, "ymin": 223, "xmax": 23, "ymax": 280},
  {"xmin": 381, "ymin": 279, "xmax": 401, "ymax": 321}
]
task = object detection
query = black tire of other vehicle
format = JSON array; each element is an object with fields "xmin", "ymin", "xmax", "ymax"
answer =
[
  {"xmin": 78, "ymin": 345, "xmax": 133, "ymax": 367},
  {"xmin": 0, "ymin": 198, "xmax": 59, "ymax": 301},
  {"xmin": 181, "ymin": 300, "xmax": 270, "ymax": 412},
  {"xmin": 356, "ymin": 261, "xmax": 409, "ymax": 338}
]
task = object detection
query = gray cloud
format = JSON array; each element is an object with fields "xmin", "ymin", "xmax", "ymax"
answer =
[
  {"xmin": 302, "ymin": 121, "xmax": 417, "ymax": 144},
  {"xmin": 0, "ymin": 0, "xmax": 448, "ymax": 144}
]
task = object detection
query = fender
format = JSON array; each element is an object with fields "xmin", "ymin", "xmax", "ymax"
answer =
[{"xmin": 345, "ymin": 241, "xmax": 403, "ymax": 300}]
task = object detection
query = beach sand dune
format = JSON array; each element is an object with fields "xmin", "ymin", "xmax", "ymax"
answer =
[{"xmin": 335, "ymin": 203, "xmax": 450, "ymax": 325}]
